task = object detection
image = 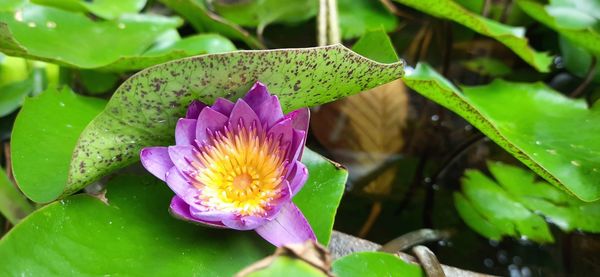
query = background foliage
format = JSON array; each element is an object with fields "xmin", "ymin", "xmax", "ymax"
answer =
[{"xmin": 1, "ymin": 0, "xmax": 600, "ymax": 276}]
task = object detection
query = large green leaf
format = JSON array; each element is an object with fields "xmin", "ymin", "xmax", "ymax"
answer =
[
  {"xmin": 518, "ymin": 0, "xmax": 600, "ymax": 56},
  {"xmin": 159, "ymin": 0, "xmax": 264, "ymax": 49},
  {"xmin": 338, "ymin": 0, "xmax": 399, "ymax": 40},
  {"xmin": 456, "ymin": 162, "xmax": 600, "ymax": 243},
  {"xmin": 332, "ymin": 252, "xmax": 423, "ymax": 277},
  {"xmin": 11, "ymin": 87, "xmax": 107, "ymax": 203},
  {"xmin": 212, "ymin": 0, "xmax": 318, "ymax": 34},
  {"xmin": 32, "ymin": 0, "xmax": 147, "ymax": 19},
  {"xmin": 66, "ymin": 44, "xmax": 403, "ymax": 199},
  {"xmin": 403, "ymin": 64, "xmax": 600, "ymax": 201},
  {"xmin": 0, "ymin": 150, "xmax": 347, "ymax": 275},
  {"xmin": 394, "ymin": 0, "xmax": 553, "ymax": 72},
  {"xmin": 0, "ymin": 4, "xmax": 235, "ymax": 71}
]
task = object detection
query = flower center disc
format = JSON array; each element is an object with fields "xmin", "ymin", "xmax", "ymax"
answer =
[
  {"xmin": 232, "ymin": 173, "xmax": 254, "ymax": 191},
  {"xmin": 193, "ymin": 125, "xmax": 288, "ymax": 216}
]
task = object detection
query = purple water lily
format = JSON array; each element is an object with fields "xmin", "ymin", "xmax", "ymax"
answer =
[{"xmin": 140, "ymin": 81, "xmax": 315, "ymax": 246}]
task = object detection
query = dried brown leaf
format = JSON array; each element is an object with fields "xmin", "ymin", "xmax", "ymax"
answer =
[{"xmin": 311, "ymin": 79, "xmax": 408, "ymax": 195}]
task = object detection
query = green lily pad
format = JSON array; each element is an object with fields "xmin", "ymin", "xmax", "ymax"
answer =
[
  {"xmin": 518, "ymin": 0, "xmax": 600, "ymax": 56},
  {"xmin": 403, "ymin": 63, "xmax": 600, "ymax": 201},
  {"xmin": 338, "ymin": 0, "xmax": 399, "ymax": 40},
  {"xmin": 456, "ymin": 162, "xmax": 600, "ymax": 242},
  {"xmin": 0, "ymin": 4, "xmax": 236, "ymax": 71},
  {"xmin": 32, "ymin": 0, "xmax": 147, "ymax": 19},
  {"xmin": 66, "ymin": 44, "xmax": 403, "ymax": 199},
  {"xmin": 212, "ymin": 0, "xmax": 318, "ymax": 34},
  {"xmin": 294, "ymin": 151, "xmax": 347, "ymax": 245},
  {"xmin": 394, "ymin": 0, "xmax": 553, "ymax": 72},
  {"xmin": 351, "ymin": 28, "xmax": 399, "ymax": 64},
  {"xmin": 332, "ymin": 252, "xmax": 423, "ymax": 277},
  {"xmin": 0, "ymin": 149, "xmax": 347, "ymax": 275},
  {"xmin": 159, "ymin": 0, "xmax": 264, "ymax": 49},
  {"xmin": 11, "ymin": 87, "xmax": 107, "ymax": 203},
  {"xmin": 245, "ymin": 256, "xmax": 327, "ymax": 277}
]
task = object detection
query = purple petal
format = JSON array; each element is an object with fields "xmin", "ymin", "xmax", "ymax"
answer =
[
  {"xmin": 140, "ymin": 147, "xmax": 173, "ymax": 181},
  {"xmin": 288, "ymin": 108, "xmax": 310, "ymax": 132},
  {"xmin": 189, "ymin": 205, "xmax": 237, "ymax": 223},
  {"xmin": 228, "ymin": 99, "xmax": 261, "ymax": 130},
  {"xmin": 169, "ymin": 196, "xmax": 226, "ymax": 228},
  {"xmin": 175, "ymin": 118, "xmax": 197, "ymax": 146},
  {"xmin": 212, "ymin": 98, "xmax": 235, "ymax": 116},
  {"xmin": 195, "ymin": 107, "xmax": 228, "ymax": 144},
  {"xmin": 255, "ymin": 95, "xmax": 284, "ymax": 128},
  {"xmin": 288, "ymin": 130, "xmax": 306, "ymax": 162},
  {"xmin": 165, "ymin": 166, "xmax": 198, "ymax": 204},
  {"xmin": 243, "ymin": 81, "xmax": 270, "ymax": 110},
  {"xmin": 222, "ymin": 215, "xmax": 268, "ymax": 231},
  {"xmin": 262, "ymin": 181, "xmax": 292, "ymax": 220},
  {"xmin": 255, "ymin": 202, "xmax": 316, "ymax": 247},
  {"xmin": 267, "ymin": 117, "xmax": 293, "ymax": 146},
  {"xmin": 168, "ymin": 145, "xmax": 201, "ymax": 178},
  {"xmin": 186, "ymin": 100, "xmax": 206, "ymax": 119},
  {"xmin": 287, "ymin": 161, "xmax": 308, "ymax": 196}
]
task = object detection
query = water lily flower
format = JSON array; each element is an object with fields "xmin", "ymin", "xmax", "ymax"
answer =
[{"xmin": 140, "ymin": 81, "xmax": 315, "ymax": 246}]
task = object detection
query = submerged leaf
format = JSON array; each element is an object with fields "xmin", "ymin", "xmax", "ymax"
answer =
[
  {"xmin": 394, "ymin": 0, "xmax": 553, "ymax": 72},
  {"xmin": 403, "ymin": 63, "xmax": 600, "ymax": 201},
  {"xmin": 67, "ymin": 44, "xmax": 403, "ymax": 199},
  {"xmin": 312, "ymin": 79, "xmax": 408, "ymax": 195},
  {"xmin": 456, "ymin": 162, "xmax": 600, "ymax": 242}
]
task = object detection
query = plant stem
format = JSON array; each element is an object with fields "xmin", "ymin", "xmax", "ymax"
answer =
[
  {"xmin": 570, "ymin": 56, "xmax": 597, "ymax": 98},
  {"xmin": 358, "ymin": 201, "xmax": 382, "ymax": 238},
  {"xmin": 317, "ymin": 0, "xmax": 327, "ymax": 46},
  {"xmin": 326, "ymin": 0, "xmax": 340, "ymax": 44}
]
